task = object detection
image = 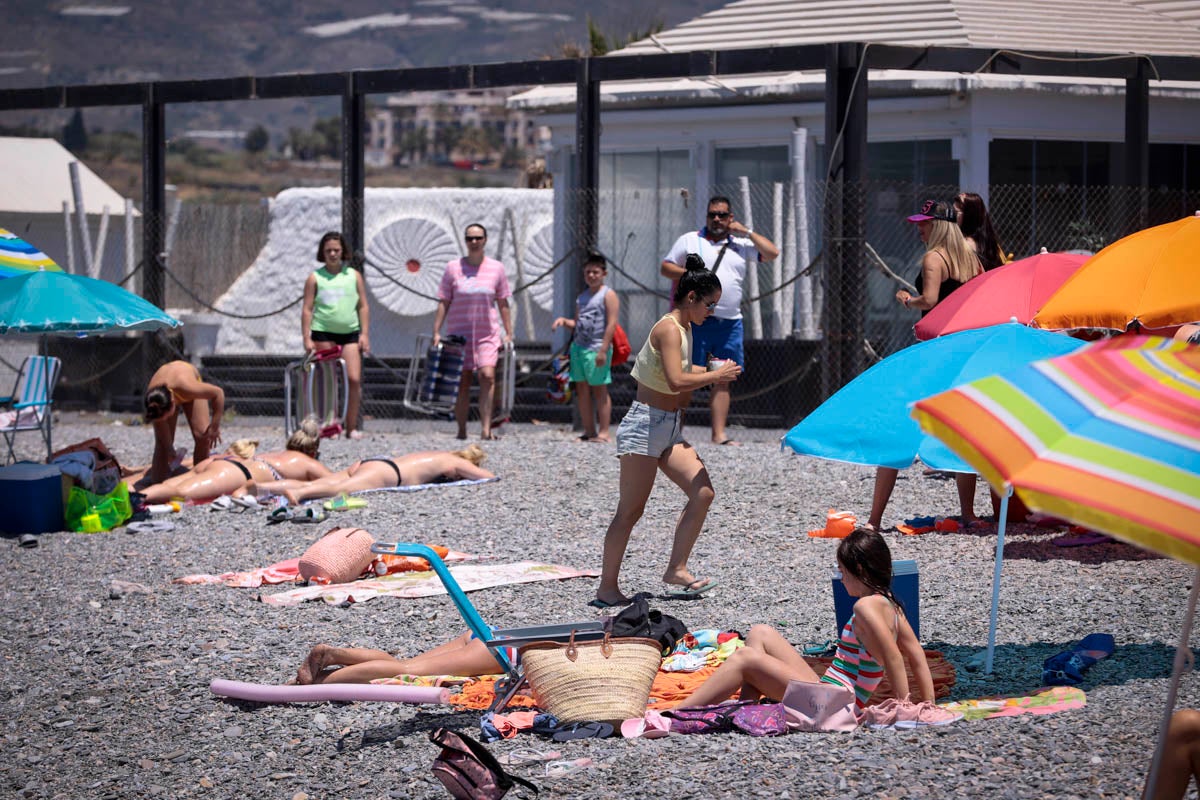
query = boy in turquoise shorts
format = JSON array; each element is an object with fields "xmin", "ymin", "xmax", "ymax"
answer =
[{"xmin": 551, "ymin": 253, "xmax": 621, "ymax": 442}]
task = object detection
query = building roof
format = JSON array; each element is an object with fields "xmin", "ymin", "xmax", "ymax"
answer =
[
  {"xmin": 617, "ymin": 0, "xmax": 1200, "ymax": 57},
  {"xmin": 0, "ymin": 136, "xmax": 134, "ymax": 216},
  {"xmin": 509, "ymin": 0, "xmax": 1200, "ymax": 110}
]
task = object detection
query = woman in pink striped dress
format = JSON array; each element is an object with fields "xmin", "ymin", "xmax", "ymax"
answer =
[{"xmin": 431, "ymin": 223, "xmax": 514, "ymax": 440}]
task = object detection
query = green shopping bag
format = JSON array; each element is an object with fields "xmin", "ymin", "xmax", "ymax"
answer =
[{"xmin": 65, "ymin": 481, "xmax": 132, "ymax": 533}]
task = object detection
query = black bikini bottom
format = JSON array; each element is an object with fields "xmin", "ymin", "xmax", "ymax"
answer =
[
  {"xmin": 362, "ymin": 457, "xmax": 402, "ymax": 487},
  {"xmin": 221, "ymin": 457, "xmax": 252, "ymax": 481}
]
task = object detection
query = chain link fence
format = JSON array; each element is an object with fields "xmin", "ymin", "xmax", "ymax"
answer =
[{"xmin": 42, "ymin": 180, "xmax": 1198, "ymax": 431}]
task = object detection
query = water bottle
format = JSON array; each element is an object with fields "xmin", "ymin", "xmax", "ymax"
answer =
[{"xmin": 146, "ymin": 501, "xmax": 182, "ymax": 515}]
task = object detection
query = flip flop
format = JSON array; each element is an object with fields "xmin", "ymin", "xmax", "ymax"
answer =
[
  {"xmin": 266, "ymin": 506, "xmax": 294, "ymax": 524},
  {"xmin": 1043, "ymin": 633, "xmax": 1115, "ymax": 685},
  {"xmin": 323, "ymin": 493, "xmax": 367, "ymax": 512},
  {"xmin": 17, "ymin": 533, "xmax": 38, "ymax": 548},
  {"xmin": 550, "ymin": 721, "xmax": 613, "ymax": 742},
  {"xmin": 661, "ymin": 579, "xmax": 718, "ymax": 600},
  {"xmin": 231, "ymin": 495, "xmax": 260, "ymax": 510},
  {"xmin": 620, "ymin": 710, "xmax": 671, "ymax": 740},
  {"xmin": 714, "ymin": 439, "xmax": 741, "ymax": 446},
  {"xmin": 210, "ymin": 495, "xmax": 236, "ymax": 512},
  {"xmin": 126, "ymin": 520, "xmax": 176, "ymax": 534},
  {"xmin": 587, "ymin": 596, "xmax": 630, "ymax": 609},
  {"xmin": 291, "ymin": 506, "xmax": 329, "ymax": 524}
]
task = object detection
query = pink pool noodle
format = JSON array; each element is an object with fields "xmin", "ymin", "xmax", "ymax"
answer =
[{"xmin": 210, "ymin": 679, "xmax": 450, "ymax": 705}]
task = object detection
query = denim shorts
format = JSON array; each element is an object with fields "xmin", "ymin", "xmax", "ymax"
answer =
[{"xmin": 615, "ymin": 401, "xmax": 684, "ymax": 458}]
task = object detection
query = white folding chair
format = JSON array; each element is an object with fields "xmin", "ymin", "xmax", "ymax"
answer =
[{"xmin": 0, "ymin": 355, "xmax": 62, "ymax": 464}]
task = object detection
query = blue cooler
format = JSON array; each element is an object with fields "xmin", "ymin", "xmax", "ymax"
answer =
[
  {"xmin": 0, "ymin": 462, "xmax": 68, "ymax": 534},
  {"xmin": 832, "ymin": 559, "xmax": 919, "ymax": 639}
]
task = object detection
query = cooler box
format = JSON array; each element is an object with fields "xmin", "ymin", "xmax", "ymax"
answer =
[
  {"xmin": 833, "ymin": 559, "xmax": 919, "ymax": 639},
  {"xmin": 0, "ymin": 462, "xmax": 68, "ymax": 534}
]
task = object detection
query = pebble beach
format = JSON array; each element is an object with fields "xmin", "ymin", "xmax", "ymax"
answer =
[{"xmin": 1, "ymin": 413, "xmax": 1194, "ymax": 800}]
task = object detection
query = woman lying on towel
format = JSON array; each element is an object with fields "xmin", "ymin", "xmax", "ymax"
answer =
[
  {"xmin": 674, "ymin": 528, "xmax": 954, "ymax": 724},
  {"xmin": 252, "ymin": 444, "xmax": 494, "ymax": 505},
  {"xmin": 139, "ymin": 423, "xmax": 332, "ymax": 504},
  {"xmin": 295, "ymin": 631, "xmax": 506, "ymax": 684}
]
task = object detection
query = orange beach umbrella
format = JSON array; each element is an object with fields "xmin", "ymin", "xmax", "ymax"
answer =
[{"xmin": 1032, "ymin": 212, "xmax": 1200, "ymax": 333}]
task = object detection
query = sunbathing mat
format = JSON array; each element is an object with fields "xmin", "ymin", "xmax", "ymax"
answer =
[
  {"xmin": 174, "ymin": 550, "xmax": 472, "ymax": 589},
  {"xmin": 939, "ymin": 686, "xmax": 1085, "ymax": 721},
  {"xmin": 259, "ymin": 561, "xmax": 599, "ymax": 606},
  {"xmin": 353, "ymin": 477, "xmax": 499, "ymax": 495}
]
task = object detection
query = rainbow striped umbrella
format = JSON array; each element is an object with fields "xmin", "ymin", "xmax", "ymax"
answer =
[
  {"xmin": 0, "ymin": 228, "xmax": 62, "ymax": 277},
  {"xmin": 912, "ymin": 335, "xmax": 1200, "ymax": 797},
  {"xmin": 912, "ymin": 335, "xmax": 1200, "ymax": 564}
]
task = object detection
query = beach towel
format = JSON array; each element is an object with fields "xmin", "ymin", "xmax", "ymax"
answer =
[
  {"xmin": 174, "ymin": 549, "xmax": 470, "ymax": 588},
  {"xmin": 259, "ymin": 561, "xmax": 600, "ymax": 606},
  {"xmin": 938, "ymin": 686, "xmax": 1085, "ymax": 721},
  {"xmin": 352, "ymin": 477, "xmax": 499, "ymax": 495}
]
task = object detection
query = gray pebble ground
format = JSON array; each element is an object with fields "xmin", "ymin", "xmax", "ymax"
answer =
[{"xmin": 0, "ymin": 412, "xmax": 1195, "ymax": 800}]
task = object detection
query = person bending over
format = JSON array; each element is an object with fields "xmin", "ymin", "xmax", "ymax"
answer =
[
  {"xmin": 143, "ymin": 360, "xmax": 225, "ymax": 485},
  {"xmin": 253, "ymin": 445, "xmax": 493, "ymax": 505},
  {"xmin": 676, "ymin": 528, "xmax": 941, "ymax": 719}
]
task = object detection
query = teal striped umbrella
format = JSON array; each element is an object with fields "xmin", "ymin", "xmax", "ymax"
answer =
[{"xmin": 0, "ymin": 228, "xmax": 63, "ymax": 277}]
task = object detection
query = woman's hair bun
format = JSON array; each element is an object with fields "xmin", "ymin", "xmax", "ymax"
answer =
[{"xmin": 684, "ymin": 253, "xmax": 707, "ymax": 272}]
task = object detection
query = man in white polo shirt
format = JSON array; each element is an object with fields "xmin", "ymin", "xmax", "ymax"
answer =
[{"xmin": 661, "ymin": 195, "xmax": 780, "ymax": 446}]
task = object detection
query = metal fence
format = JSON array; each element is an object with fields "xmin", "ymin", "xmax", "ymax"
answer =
[{"xmin": 38, "ymin": 180, "xmax": 1199, "ymax": 430}]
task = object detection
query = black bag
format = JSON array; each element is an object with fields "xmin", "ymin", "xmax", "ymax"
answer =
[
  {"xmin": 430, "ymin": 727, "xmax": 538, "ymax": 800},
  {"xmin": 607, "ymin": 595, "xmax": 687, "ymax": 653}
]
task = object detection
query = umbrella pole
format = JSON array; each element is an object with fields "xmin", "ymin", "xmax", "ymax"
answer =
[
  {"xmin": 1142, "ymin": 565, "xmax": 1200, "ymax": 800},
  {"xmin": 984, "ymin": 486, "xmax": 1012, "ymax": 674}
]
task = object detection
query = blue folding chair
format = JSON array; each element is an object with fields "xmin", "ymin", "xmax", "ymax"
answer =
[
  {"xmin": 0, "ymin": 355, "xmax": 62, "ymax": 464},
  {"xmin": 370, "ymin": 541, "xmax": 604, "ymax": 710}
]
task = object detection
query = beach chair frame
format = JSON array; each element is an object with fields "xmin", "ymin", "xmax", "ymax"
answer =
[
  {"xmin": 283, "ymin": 348, "xmax": 348, "ymax": 439},
  {"xmin": 402, "ymin": 334, "xmax": 515, "ymax": 425},
  {"xmin": 0, "ymin": 355, "xmax": 61, "ymax": 464},
  {"xmin": 370, "ymin": 541, "xmax": 604, "ymax": 711}
]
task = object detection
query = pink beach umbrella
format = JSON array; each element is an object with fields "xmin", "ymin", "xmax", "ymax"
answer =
[{"xmin": 914, "ymin": 249, "xmax": 1088, "ymax": 340}]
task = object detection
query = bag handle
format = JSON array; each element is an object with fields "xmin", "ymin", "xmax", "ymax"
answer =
[{"xmin": 564, "ymin": 630, "xmax": 613, "ymax": 662}]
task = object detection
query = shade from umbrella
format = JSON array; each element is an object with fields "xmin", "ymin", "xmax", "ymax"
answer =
[
  {"xmin": 0, "ymin": 228, "xmax": 63, "ymax": 278},
  {"xmin": 911, "ymin": 334, "xmax": 1200, "ymax": 797},
  {"xmin": 914, "ymin": 250, "xmax": 1088, "ymax": 341},
  {"xmin": 1032, "ymin": 212, "xmax": 1200, "ymax": 333},
  {"xmin": 912, "ymin": 335, "xmax": 1200, "ymax": 563},
  {"xmin": 0, "ymin": 268, "xmax": 180, "ymax": 335},
  {"xmin": 782, "ymin": 323, "xmax": 1086, "ymax": 471}
]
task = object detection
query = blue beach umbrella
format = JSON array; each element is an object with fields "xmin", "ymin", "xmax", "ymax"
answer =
[
  {"xmin": 0, "ymin": 267, "xmax": 180, "ymax": 336},
  {"xmin": 782, "ymin": 323, "xmax": 1086, "ymax": 471}
]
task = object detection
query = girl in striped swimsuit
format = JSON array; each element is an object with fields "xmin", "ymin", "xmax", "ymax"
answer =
[{"xmin": 676, "ymin": 528, "xmax": 947, "ymax": 724}]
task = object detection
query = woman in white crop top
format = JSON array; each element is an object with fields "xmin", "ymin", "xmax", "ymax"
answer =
[{"xmin": 592, "ymin": 255, "xmax": 743, "ymax": 609}]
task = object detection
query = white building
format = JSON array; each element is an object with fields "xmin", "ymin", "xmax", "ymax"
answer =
[{"xmin": 510, "ymin": 0, "xmax": 1200, "ymax": 344}]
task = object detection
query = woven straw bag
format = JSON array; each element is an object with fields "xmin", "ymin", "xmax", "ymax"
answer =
[
  {"xmin": 298, "ymin": 527, "xmax": 375, "ymax": 585},
  {"xmin": 518, "ymin": 630, "xmax": 663, "ymax": 724}
]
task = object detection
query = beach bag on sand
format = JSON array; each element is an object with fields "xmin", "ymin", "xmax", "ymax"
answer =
[
  {"xmin": 781, "ymin": 679, "xmax": 859, "ymax": 732},
  {"xmin": 606, "ymin": 595, "xmax": 687, "ymax": 653},
  {"xmin": 430, "ymin": 727, "xmax": 538, "ymax": 800},
  {"xmin": 519, "ymin": 630, "xmax": 662, "ymax": 724},
  {"xmin": 664, "ymin": 700, "xmax": 788, "ymax": 736},
  {"xmin": 298, "ymin": 527, "xmax": 375, "ymax": 585},
  {"xmin": 51, "ymin": 437, "xmax": 122, "ymax": 495},
  {"xmin": 65, "ymin": 482, "xmax": 132, "ymax": 533}
]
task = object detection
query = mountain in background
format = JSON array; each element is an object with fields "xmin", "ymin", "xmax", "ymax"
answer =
[{"xmin": 0, "ymin": 0, "xmax": 726, "ymax": 137}]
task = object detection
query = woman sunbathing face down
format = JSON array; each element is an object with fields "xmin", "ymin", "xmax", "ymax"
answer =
[
  {"xmin": 250, "ymin": 445, "xmax": 494, "ymax": 505},
  {"xmin": 138, "ymin": 431, "xmax": 332, "ymax": 504}
]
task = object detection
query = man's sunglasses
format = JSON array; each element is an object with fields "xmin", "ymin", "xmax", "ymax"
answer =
[{"xmin": 707, "ymin": 211, "xmax": 731, "ymax": 219}]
